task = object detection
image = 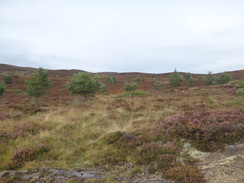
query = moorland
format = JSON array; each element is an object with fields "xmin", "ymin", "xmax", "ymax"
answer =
[{"xmin": 0, "ymin": 64, "xmax": 243, "ymax": 183}]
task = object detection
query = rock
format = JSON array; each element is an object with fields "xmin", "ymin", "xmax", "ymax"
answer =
[{"xmin": 0, "ymin": 167, "xmax": 102, "ymax": 183}]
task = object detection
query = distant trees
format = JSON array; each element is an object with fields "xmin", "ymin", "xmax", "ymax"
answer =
[
  {"xmin": 0, "ymin": 82, "xmax": 5, "ymax": 97},
  {"xmin": 124, "ymin": 82, "xmax": 138, "ymax": 93},
  {"xmin": 3, "ymin": 75, "xmax": 12, "ymax": 84},
  {"xmin": 106, "ymin": 77, "xmax": 117, "ymax": 83},
  {"xmin": 169, "ymin": 69, "xmax": 183, "ymax": 87},
  {"xmin": 67, "ymin": 72, "xmax": 101, "ymax": 97},
  {"xmin": 185, "ymin": 72, "xmax": 194, "ymax": 86},
  {"xmin": 204, "ymin": 71, "xmax": 215, "ymax": 85},
  {"xmin": 124, "ymin": 82, "xmax": 138, "ymax": 97},
  {"xmin": 217, "ymin": 72, "xmax": 232, "ymax": 84},
  {"xmin": 100, "ymin": 83, "xmax": 107, "ymax": 94},
  {"xmin": 25, "ymin": 68, "xmax": 53, "ymax": 102}
]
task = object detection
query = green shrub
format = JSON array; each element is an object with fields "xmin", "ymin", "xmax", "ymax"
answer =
[
  {"xmin": 135, "ymin": 76, "xmax": 141, "ymax": 82},
  {"xmin": 3, "ymin": 75, "xmax": 12, "ymax": 84},
  {"xmin": 25, "ymin": 68, "xmax": 53, "ymax": 98},
  {"xmin": 185, "ymin": 73, "xmax": 194, "ymax": 86},
  {"xmin": 67, "ymin": 72, "xmax": 101, "ymax": 97},
  {"xmin": 217, "ymin": 72, "xmax": 232, "ymax": 84},
  {"xmin": 204, "ymin": 71, "xmax": 215, "ymax": 85},
  {"xmin": 124, "ymin": 82, "xmax": 138, "ymax": 92},
  {"xmin": 100, "ymin": 83, "xmax": 107, "ymax": 93},
  {"xmin": 141, "ymin": 76, "xmax": 145, "ymax": 82},
  {"xmin": 235, "ymin": 88, "xmax": 244, "ymax": 95},
  {"xmin": 169, "ymin": 69, "xmax": 183, "ymax": 87},
  {"xmin": 235, "ymin": 79, "xmax": 244, "ymax": 95},
  {"xmin": 235, "ymin": 79, "xmax": 244, "ymax": 89},
  {"xmin": 187, "ymin": 76, "xmax": 194, "ymax": 86},
  {"xmin": 153, "ymin": 80, "xmax": 163, "ymax": 90},
  {"xmin": 0, "ymin": 82, "xmax": 5, "ymax": 97},
  {"xmin": 106, "ymin": 77, "xmax": 116, "ymax": 83}
]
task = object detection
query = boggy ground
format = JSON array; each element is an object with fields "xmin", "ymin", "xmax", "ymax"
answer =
[{"xmin": 0, "ymin": 72, "xmax": 243, "ymax": 183}]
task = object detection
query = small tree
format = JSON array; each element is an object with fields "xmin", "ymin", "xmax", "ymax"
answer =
[
  {"xmin": 67, "ymin": 72, "xmax": 101, "ymax": 97},
  {"xmin": 135, "ymin": 76, "xmax": 141, "ymax": 82},
  {"xmin": 100, "ymin": 83, "xmax": 107, "ymax": 94},
  {"xmin": 124, "ymin": 82, "xmax": 138, "ymax": 97},
  {"xmin": 0, "ymin": 82, "xmax": 5, "ymax": 97},
  {"xmin": 187, "ymin": 75, "xmax": 194, "ymax": 86},
  {"xmin": 25, "ymin": 68, "xmax": 53, "ymax": 102},
  {"xmin": 204, "ymin": 71, "xmax": 215, "ymax": 85},
  {"xmin": 3, "ymin": 75, "xmax": 12, "ymax": 84},
  {"xmin": 106, "ymin": 77, "xmax": 116, "ymax": 83},
  {"xmin": 217, "ymin": 72, "xmax": 232, "ymax": 84},
  {"xmin": 185, "ymin": 73, "xmax": 194, "ymax": 86},
  {"xmin": 169, "ymin": 69, "xmax": 183, "ymax": 87},
  {"xmin": 185, "ymin": 72, "xmax": 191, "ymax": 81}
]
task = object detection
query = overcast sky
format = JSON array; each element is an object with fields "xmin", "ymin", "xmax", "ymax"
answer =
[{"xmin": 0, "ymin": 0, "xmax": 244, "ymax": 73}]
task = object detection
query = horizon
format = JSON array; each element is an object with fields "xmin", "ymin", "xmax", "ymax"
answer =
[{"xmin": 1, "ymin": 63, "xmax": 243, "ymax": 75}]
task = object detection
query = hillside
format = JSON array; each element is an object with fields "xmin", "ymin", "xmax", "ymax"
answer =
[
  {"xmin": 1, "ymin": 63, "xmax": 243, "ymax": 79},
  {"xmin": 0, "ymin": 64, "xmax": 243, "ymax": 183}
]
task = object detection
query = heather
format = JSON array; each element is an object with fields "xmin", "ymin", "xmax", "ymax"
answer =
[{"xmin": 0, "ymin": 71, "xmax": 243, "ymax": 182}]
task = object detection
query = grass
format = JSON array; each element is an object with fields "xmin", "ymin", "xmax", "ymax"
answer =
[{"xmin": 0, "ymin": 82, "xmax": 243, "ymax": 182}]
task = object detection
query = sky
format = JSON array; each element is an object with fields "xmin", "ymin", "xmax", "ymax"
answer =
[{"xmin": 0, "ymin": 0, "xmax": 244, "ymax": 74}]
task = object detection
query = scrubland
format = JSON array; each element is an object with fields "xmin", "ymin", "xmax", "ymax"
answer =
[{"xmin": 0, "ymin": 73, "xmax": 243, "ymax": 183}]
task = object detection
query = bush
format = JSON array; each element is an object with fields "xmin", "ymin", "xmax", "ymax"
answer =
[
  {"xmin": 106, "ymin": 77, "xmax": 116, "ymax": 83},
  {"xmin": 0, "ymin": 82, "xmax": 5, "ymax": 97},
  {"xmin": 235, "ymin": 88, "xmax": 244, "ymax": 95},
  {"xmin": 8, "ymin": 144, "xmax": 49, "ymax": 170},
  {"xmin": 235, "ymin": 79, "xmax": 244, "ymax": 89},
  {"xmin": 187, "ymin": 76, "xmax": 194, "ymax": 86},
  {"xmin": 164, "ymin": 109, "xmax": 244, "ymax": 152},
  {"xmin": 169, "ymin": 69, "xmax": 183, "ymax": 87},
  {"xmin": 67, "ymin": 72, "xmax": 101, "ymax": 97},
  {"xmin": 165, "ymin": 165, "xmax": 204, "ymax": 183},
  {"xmin": 235, "ymin": 79, "xmax": 244, "ymax": 95},
  {"xmin": 100, "ymin": 83, "xmax": 107, "ymax": 93},
  {"xmin": 124, "ymin": 82, "xmax": 138, "ymax": 93},
  {"xmin": 25, "ymin": 68, "xmax": 53, "ymax": 99},
  {"xmin": 204, "ymin": 71, "xmax": 215, "ymax": 85},
  {"xmin": 153, "ymin": 80, "xmax": 163, "ymax": 90},
  {"xmin": 185, "ymin": 73, "xmax": 194, "ymax": 86},
  {"xmin": 217, "ymin": 72, "xmax": 232, "ymax": 84},
  {"xmin": 3, "ymin": 75, "xmax": 12, "ymax": 84},
  {"xmin": 135, "ymin": 76, "xmax": 141, "ymax": 82}
]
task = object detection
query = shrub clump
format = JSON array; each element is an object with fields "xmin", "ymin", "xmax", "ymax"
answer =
[
  {"xmin": 0, "ymin": 82, "xmax": 5, "ymax": 97},
  {"xmin": 185, "ymin": 73, "xmax": 194, "ymax": 86},
  {"xmin": 217, "ymin": 72, "xmax": 232, "ymax": 84},
  {"xmin": 106, "ymin": 77, "xmax": 117, "ymax": 83},
  {"xmin": 235, "ymin": 79, "xmax": 244, "ymax": 95},
  {"xmin": 163, "ymin": 109, "xmax": 244, "ymax": 151},
  {"xmin": 204, "ymin": 71, "xmax": 215, "ymax": 85},
  {"xmin": 25, "ymin": 68, "xmax": 53, "ymax": 100},
  {"xmin": 3, "ymin": 75, "xmax": 12, "ymax": 84},
  {"xmin": 67, "ymin": 72, "xmax": 101, "ymax": 97},
  {"xmin": 165, "ymin": 165, "xmax": 204, "ymax": 183},
  {"xmin": 8, "ymin": 144, "xmax": 49, "ymax": 170},
  {"xmin": 169, "ymin": 69, "xmax": 183, "ymax": 87}
]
